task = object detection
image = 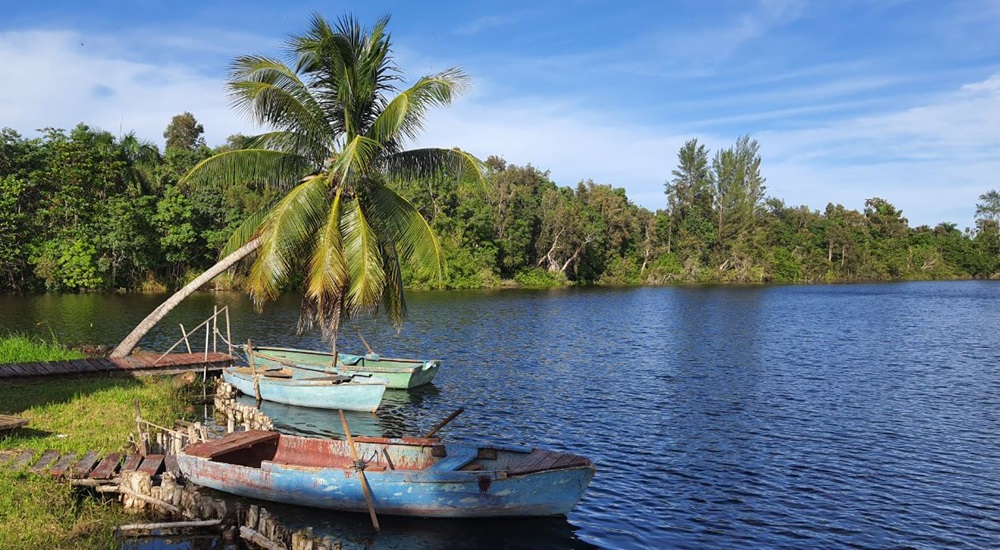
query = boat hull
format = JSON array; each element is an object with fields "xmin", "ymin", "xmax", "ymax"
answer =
[
  {"xmin": 177, "ymin": 432, "xmax": 595, "ymax": 518},
  {"xmin": 223, "ymin": 368, "xmax": 385, "ymax": 412},
  {"xmin": 251, "ymin": 346, "xmax": 440, "ymax": 389}
]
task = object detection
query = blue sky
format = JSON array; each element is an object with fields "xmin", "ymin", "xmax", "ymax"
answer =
[{"xmin": 2, "ymin": 1, "xmax": 999, "ymax": 228}]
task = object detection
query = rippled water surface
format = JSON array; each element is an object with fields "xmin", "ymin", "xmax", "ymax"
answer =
[{"xmin": 3, "ymin": 282, "xmax": 1000, "ymax": 549}]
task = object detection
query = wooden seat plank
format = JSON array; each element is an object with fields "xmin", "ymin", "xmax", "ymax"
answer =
[
  {"xmin": 88, "ymin": 453, "xmax": 122, "ymax": 479},
  {"xmin": 30, "ymin": 450, "xmax": 59, "ymax": 472},
  {"xmin": 48, "ymin": 453, "xmax": 78, "ymax": 477},
  {"xmin": 184, "ymin": 430, "xmax": 280, "ymax": 459},
  {"xmin": 69, "ymin": 451, "xmax": 101, "ymax": 478},
  {"xmin": 137, "ymin": 454, "xmax": 165, "ymax": 476}
]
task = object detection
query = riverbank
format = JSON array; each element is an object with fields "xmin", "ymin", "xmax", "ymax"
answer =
[{"xmin": 0, "ymin": 375, "xmax": 196, "ymax": 549}]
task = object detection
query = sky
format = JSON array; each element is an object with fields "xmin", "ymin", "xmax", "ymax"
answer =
[{"xmin": 2, "ymin": 0, "xmax": 999, "ymax": 228}]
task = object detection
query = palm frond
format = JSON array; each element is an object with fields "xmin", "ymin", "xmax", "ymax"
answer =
[
  {"xmin": 228, "ymin": 55, "xmax": 332, "ymax": 158},
  {"xmin": 366, "ymin": 184, "xmax": 443, "ymax": 277},
  {"xmin": 370, "ymin": 69, "xmax": 468, "ymax": 144},
  {"xmin": 382, "ymin": 147, "xmax": 487, "ymax": 187},
  {"xmin": 378, "ymin": 240, "xmax": 407, "ymax": 325},
  {"xmin": 181, "ymin": 149, "xmax": 311, "ymax": 191},
  {"xmin": 304, "ymin": 185, "xmax": 348, "ymax": 308},
  {"xmin": 329, "ymin": 135, "xmax": 385, "ymax": 184},
  {"xmin": 220, "ymin": 200, "xmax": 275, "ymax": 258},
  {"xmin": 246, "ymin": 175, "xmax": 330, "ymax": 306},
  {"xmin": 340, "ymin": 198, "xmax": 385, "ymax": 315}
]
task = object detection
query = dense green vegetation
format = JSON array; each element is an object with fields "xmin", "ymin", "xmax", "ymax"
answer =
[{"xmin": 1, "ymin": 122, "xmax": 998, "ymax": 293}]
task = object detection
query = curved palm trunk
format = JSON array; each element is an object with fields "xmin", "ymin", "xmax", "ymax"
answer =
[{"xmin": 110, "ymin": 239, "xmax": 261, "ymax": 357}]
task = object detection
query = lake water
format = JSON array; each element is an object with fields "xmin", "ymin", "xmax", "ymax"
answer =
[{"xmin": 2, "ymin": 282, "xmax": 1000, "ymax": 549}]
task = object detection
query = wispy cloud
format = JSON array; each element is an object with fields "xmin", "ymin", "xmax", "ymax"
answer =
[{"xmin": 0, "ymin": 29, "xmax": 254, "ymax": 144}]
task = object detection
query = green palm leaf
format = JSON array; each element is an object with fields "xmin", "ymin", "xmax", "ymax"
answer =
[
  {"xmin": 246, "ymin": 175, "xmax": 330, "ymax": 305},
  {"xmin": 370, "ymin": 69, "xmax": 468, "ymax": 144},
  {"xmin": 181, "ymin": 149, "xmax": 311, "ymax": 191},
  {"xmin": 340, "ymin": 198, "xmax": 385, "ymax": 314}
]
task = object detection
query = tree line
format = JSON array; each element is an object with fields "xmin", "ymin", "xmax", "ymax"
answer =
[{"xmin": 1, "ymin": 118, "xmax": 998, "ymax": 293}]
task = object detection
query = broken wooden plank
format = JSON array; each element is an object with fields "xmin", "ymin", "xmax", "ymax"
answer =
[
  {"xmin": 119, "ymin": 454, "xmax": 143, "ymax": 473},
  {"xmin": 30, "ymin": 450, "xmax": 59, "ymax": 472},
  {"xmin": 48, "ymin": 452, "xmax": 78, "ymax": 477},
  {"xmin": 10, "ymin": 450, "xmax": 36, "ymax": 470},
  {"xmin": 88, "ymin": 453, "xmax": 122, "ymax": 480},
  {"xmin": 69, "ymin": 450, "xmax": 101, "ymax": 478},
  {"xmin": 0, "ymin": 450, "xmax": 21, "ymax": 466},
  {"xmin": 136, "ymin": 454, "xmax": 165, "ymax": 476}
]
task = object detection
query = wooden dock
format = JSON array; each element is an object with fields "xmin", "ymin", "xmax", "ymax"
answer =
[
  {"xmin": 0, "ymin": 414, "xmax": 28, "ymax": 433},
  {"xmin": 0, "ymin": 448, "xmax": 173, "ymax": 480},
  {"xmin": 0, "ymin": 352, "xmax": 234, "ymax": 380}
]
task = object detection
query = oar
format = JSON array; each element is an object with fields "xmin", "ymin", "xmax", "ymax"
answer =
[
  {"xmin": 247, "ymin": 339, "xmax": 261, "ymax": 405},
  {"xmin": 423, "ymin": 407, "xmax": 465, "ymax": 438},
  {"xmin": 340, "ymin": 410, "xmax": 380, "ymax": 531},
  {"xmin": 354, "ymin": 326, "xmax": 375, "ymax": 355}
]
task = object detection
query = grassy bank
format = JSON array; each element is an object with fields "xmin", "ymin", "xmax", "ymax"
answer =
[
  {"xmin": 0, "ymin": 367, "xmax": 197, "ymax": 548},
  {"xmin": 0, "ymin": 333, "xmax": 86, "ymax": 364}
]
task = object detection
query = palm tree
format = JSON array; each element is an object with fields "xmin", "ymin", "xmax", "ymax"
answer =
[{"xmin": 112, "ymin": 13, "xmax": 483, "ymax": 357}]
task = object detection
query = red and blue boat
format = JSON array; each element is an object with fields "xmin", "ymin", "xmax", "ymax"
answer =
[{"xmin": 177, "ymin": 430, "xmax": 596, "ymax": 518}]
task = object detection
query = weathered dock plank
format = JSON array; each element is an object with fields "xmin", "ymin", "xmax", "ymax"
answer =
[
  {"xmin": 0, "ymin": 450, "xmax": 21, "ymax": 466},
  {"xmin": 137, "ymin": 454, "xmax": 165, "ymax": 476},
  {"xmin": 10, "ymin": 450, "xmax": 35, "ymax": 470},
  {"xmin": 120, "ymin": 454, "xmax": 143, "ymax": 473},
  {"xmin": 88, "ymin": 453, "xmax": 122, "ymax": 479},
  {"xmin": 48, "ymin": 453, "xmax": 78, "ymax": 477},
  {"xmin": 30, "ymin": 450, "xmax": 59, "ymax": 472},
  {"xmin": 69, "ymin": 451, "xmax": 101, "ymax": 478},
  {"xmin": 0, "ymin": 414, "xmax": 29, "ymax": 432},
  {"xmin": 0, "ymin": 353, "xmax": 233, "ymax": 379}
]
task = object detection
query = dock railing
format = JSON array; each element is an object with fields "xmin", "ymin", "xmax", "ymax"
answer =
[{"xmin": 153, "ymin": 306, "xmax": 234, "ymax": 366}]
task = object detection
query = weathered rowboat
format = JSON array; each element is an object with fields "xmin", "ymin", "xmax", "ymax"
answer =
[
  {"xmin": 177, "ymin": 430, "xmax": 596, "ymax": 518},
  {"xmin": 248, "ymin": 345, "xmax": 440, "ymax": 390},
  {"xmin": 223, "ymin": 366, "xmax": 386, "ymax": 412}
]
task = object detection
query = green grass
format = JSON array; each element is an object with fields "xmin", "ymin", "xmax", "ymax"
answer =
[
  {"xmin": 0, "ymin": 376, "xmax": 199, "ymax": 549},
  {"xmin": 0, "ymin": 333, "xmax": 86, "ymax": 364}
]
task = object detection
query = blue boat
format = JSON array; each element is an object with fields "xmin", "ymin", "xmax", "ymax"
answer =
[
  {"xmin": 222, "ymin": 366, "xmax": 387, "ymax": 412},
  {"xmin": 177, "ymin": 430, "xmax": 596, "ymax": 518}
]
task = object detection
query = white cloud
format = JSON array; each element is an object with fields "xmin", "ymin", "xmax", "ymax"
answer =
[{"xmin": 0, "ymin": 29, "xmax": 254, "ymax": 146}]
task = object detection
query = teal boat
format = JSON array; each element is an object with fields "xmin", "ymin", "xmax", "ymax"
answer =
[
  {"xmin": 247, "ymin": 346, "xmax": 440, "ymax": 390},
  {"xmin": 223, "ymin": 366, "xmax": 387, "ymax": 412}
]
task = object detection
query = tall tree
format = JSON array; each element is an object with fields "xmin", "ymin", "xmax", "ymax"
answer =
[
  {"xmin": 975, "ymin": 189, "xmax": 1000, "ymax": 222},
  {"xmin": 114, "ymin": 14, "xmax": 483, "ymax": 357},
  {"xmin": 163, "ymin": 112, "xmax": 206, "ymax": 151},
  {"xmin": 665, "ymin": 139, "xmax": 713, "ymax": 253},
  {"xmin": 712, "ymin": 134, "xmax": 766, "ymax": 254}
]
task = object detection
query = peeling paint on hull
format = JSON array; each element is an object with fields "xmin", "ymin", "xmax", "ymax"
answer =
[{"xmin": 177, "ymin": 432, "xmax": 595, "ymax": 518}]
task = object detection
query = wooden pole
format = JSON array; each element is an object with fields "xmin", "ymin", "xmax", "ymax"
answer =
[
  {"xmin": 204, "ymin": 319, "xmax": 210, "ymax": 361},
  {"xmin": 134, "ymin": 400, "xmax": 147, "ymax": 456},
  {"xmin": 424, "ymin": 407, "xmax": 465, "ymax": 438},
  {"xmin": 354, "ymin": 326, "xmax": 375, "ymax": 355},
  {"xmin": 213, "ymin": 306, "xmax": 218, "ymax": 354},
  {"xmin": 248, "ymin": 339, "xmax": 261, "ymax": 405},
  {"xmin": 118, "ymin": 519, "xmax": 222, "ymax": 532},
  {"xmin": 340, "ymin": 410, "xmax": 380, "ymax": 531},
  {"xmin": 225, "ymin": 306, "xmax": 232, "ymax": 357},
  {"xmin": 180, "ymin": 324, "xmax": 192, "ymax": 354}
]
